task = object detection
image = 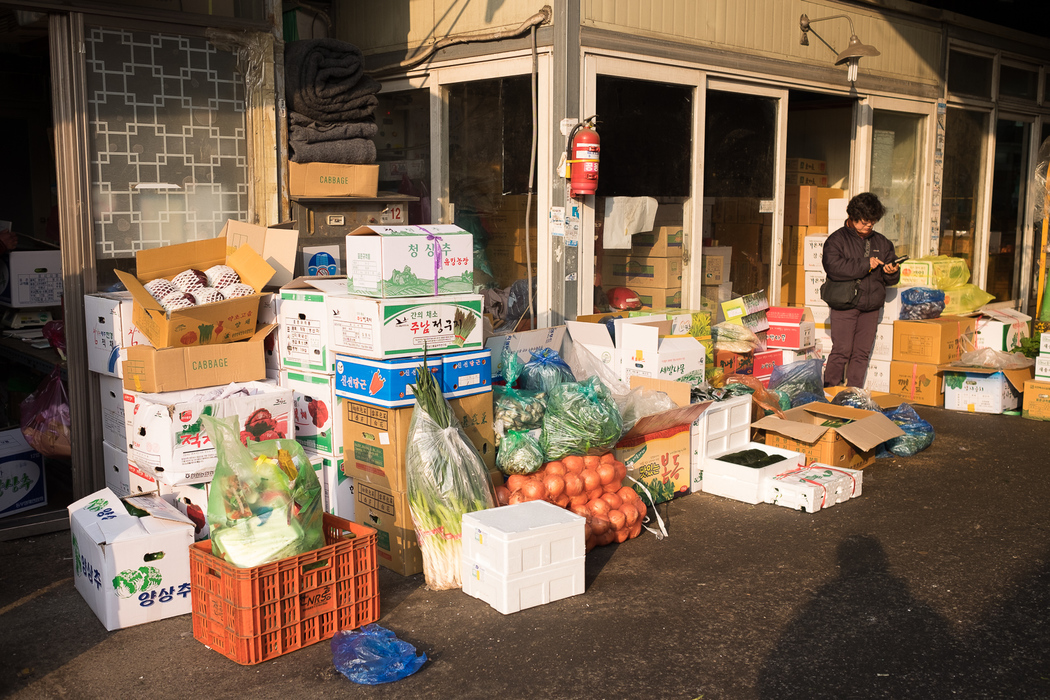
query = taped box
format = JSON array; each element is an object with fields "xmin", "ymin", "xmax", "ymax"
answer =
[
  {"xmin": 753, "ymin": 403, "xmax": 903, "ymax": 470},
  {"xmin": 763, "ymin": 463, "xmax": 863, "ymax": 513}
]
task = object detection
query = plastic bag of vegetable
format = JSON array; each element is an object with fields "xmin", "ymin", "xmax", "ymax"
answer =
[
  {"xmin": 942, "ymin": 284, "xmax": 994, "ymax": 315},
  {"xmin": 954, "ymin": 347, "xmax": 1034, "ymax": 370},
  {"xmin": 724, "ymin": 374, "xmax": 785, "ymax": 417},
  {"xmin": 769, "ymin": 358, "xmax": 825, "ymax": 405},
  {"xmin": 900, "ymin": 287, "xmax": 946, "ymax": 320},
  {"xmin": 540, "ymin": 377, "xmax": 623, "ymax": 460},
  {"xmin": 518, "ymin": 347, "xmax": 575, "ymax": 393},
  {"xmin": 831, "ymin": 387, "xmax": 882, "ymax": 412},
  {"xmin": 496, "ymin": 429, "xmax": 545, "ymax": 475},
  {"xmin": 331, "ymin": 624, "xmax": 427, "ymax": 685},
  {"xmin": 500, "ymin": 345, "xmax": 526, "ymax": 386},
  {"xmin": 881, "ymin": 403, "xmax": 935, "ymax": 456},
  {"xmin": 20, "ymin": 365, "xmax": 71, "ymax": 458},
  {"xmin": 493, "ymin": 385, "xmax": 547, "ymax": 445},
  {"xmin": 202, "ymin": 413, "xmax": 325, "ymax": 568},
  {"xmin": 712, "ymin": 321, "xmax": 761, "ymax": 353},
  {"xmin": 406, "ymin": 359, "xmax": 497, "ymax": 590}
]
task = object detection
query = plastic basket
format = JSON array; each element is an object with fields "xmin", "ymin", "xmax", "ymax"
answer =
[{"xmin": 190, "ymin": 513, "xmax": 379, "ymax": 665}]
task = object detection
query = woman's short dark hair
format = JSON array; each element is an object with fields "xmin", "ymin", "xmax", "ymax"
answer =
[{"xmin": 846, "ymin": 192, "xmax": 885, "ymax": 223}]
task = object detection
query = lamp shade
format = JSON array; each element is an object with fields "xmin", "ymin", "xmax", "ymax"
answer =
[{"xmin": 835, "ymin": 35, "xmax": 880, "ymax": 65}]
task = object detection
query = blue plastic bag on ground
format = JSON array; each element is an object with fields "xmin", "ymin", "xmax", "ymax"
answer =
[
  {"xmin": 332, "ymin": 624, "xmax": 427, "ymax": 684},
  {"xmin": 769, "ymin": 359, "xmax": 825, "ymax": 407},
  {"xmin": 881, "ymin": 403, "xmax": 935, "ymax": 457}
]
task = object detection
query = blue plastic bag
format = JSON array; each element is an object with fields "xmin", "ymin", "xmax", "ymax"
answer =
[
  {"xmin": 769, "ymin": 358, "xmax": 825, "ymax": 407},
  {"xmin": 881, "ymin": 403, "xmax": 935, "ymax": 457},
  {"xmin": 519, "ymin": 347, "xmax": 575, "ymax": 393},
  {"xmin": 900, "ymin": 287, "xmax": 945, "ymax": 320},
  {"xmin": 332, "ymin": 624, "xmax": 427, "ymax": 685}
]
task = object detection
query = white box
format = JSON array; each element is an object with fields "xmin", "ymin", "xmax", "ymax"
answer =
[
  {"xmin": 764, "ymin": 463, "xmax": 863, "ymax": 512},
  {"xmin": 0, "ymin": 429, "xmax": 47, "ymax": 518},
  {"xmin": 566, "ymin": 320, "xmax": 619, "ymax": 371},
  {"xmin": 702, "ymin": 442, "xmax": 806, "ymax": 505},
  {"xmin": 103, "ymin": 440, "xmax": 131, "ymax": 497},
  {"xmin": 863, "ymin": 359, "xmax": 891, "ymax": 393},
  {"xmin": 84, "ymin": 292, "xmax": 153, "ymax": 378},
  {"xmin": 486, "ymin": 326, "xmax": 567, "ymax": 380},
  {"xmin": 1041, "ymin": 333, "xmax": 1050, "ymax": 354},
  {"xmin": 779, "ymin": 347, "xmax": 821, "ymax": 364},
  {"xmin": 808, "ymin": 303, "xmax": 830, "ymax": 326},
  {"xmin": 346, "ymin": 225, "xmax": 473, "ymax": 298},
  {"xmin": 119, "ymin": 462, "xmax": 210, "ymax": 541},
  {"xmin": 802, "ymin": 235, "xmax": 829, "ymax": 271},
  {"xmin": 126, "ymin": 381, "xmax": 293, "ymax": 486},
  {"xmin": 618, "ymin": 323, "xmax": 704, "ymax": 383},
  {"xmin": 880, "ymin": 286, "xmax": 910, "ymax": 324},
  {"xmin": 281, "ymin": 369, "xmax": 344, "ymax": 458},
  {"xmin": 814, "ymin": 325, "xmax": 833, "ymax": 356},
  {"xmin": 974, "ymin": 309, "xmax": 1031, "ymax": 353},
  {"xmin": 942, "ymin": 369, "xmax": 1023, "ymax": 414},
  {"xmin": 870, "ymin": 323, "xmax": 894, "ymax": 362},
  {"xmin": 1037, "ymin": 356, "xmax": 1050, "ymax": 380},
  {"xmin": 258, "ymin": 292, "xmax": 281, "ymax": 371},
  {"xmin": 461, "ymin": 500, "xmax": 585, "ymax": 576},
  {"xmin": 68, "ymin": 488, "xmax": 194, "ymax": 630},
  {"xmin": 99, "ymin": 374, "xmax": 130, "ymax": 449},
  {"xmin": 313, "ymin": 455, "xmax": 354, "ymax": 520},
  {"xmin": 804, "ymin": 270, "xmax": 826, "ymax": 307},
  {"xmin": 689, "ymin": 394, "xmax": 751, "ymax": 494},
  {"xmin": 461, "ymin": 556, "xmax": 585, "ymax": 615},
  {"xmin": 0, "ymin": 250, "xmax": 63, "ymax": 308},
  {"xmin": 278, "ymin": 277, "xmax": 349, "ymax": 374},
  {"xmin": 828, "ymin": 199, "xmax": 848, "ymax": 228}
]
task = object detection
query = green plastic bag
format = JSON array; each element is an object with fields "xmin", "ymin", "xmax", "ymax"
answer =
[
  {"xmin": 496, "ymin": 430, "xmax": 544, "ymax": 475},
  {"xmin": 203, "ymin": 414, "xmax": 325, "ymax": 568},
  {"xmin": 540, "ymin": 377, "xmax": 623, "ymax": 460},
  {"xmin": 942, "ymin": 284, "xmax": 995, "ymax": 315}
]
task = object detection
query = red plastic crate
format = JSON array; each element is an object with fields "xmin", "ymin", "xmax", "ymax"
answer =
[{"xmin": 190, "ymin": 514, "xmax": 379, "ymax": 665}]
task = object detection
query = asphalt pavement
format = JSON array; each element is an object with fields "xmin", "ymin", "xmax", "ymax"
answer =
[{"xmin": 2, "ymin": 404, "xmax": 1049, "ymax": 700}]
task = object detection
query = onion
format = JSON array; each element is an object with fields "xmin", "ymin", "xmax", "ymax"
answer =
[
  {"xmin": 563, "ymin": 456, "xmax": 585, "ymax": 473},
  {"xmin": 621, "ymin": 503, "xmax": 639, "ymax": 526},
  {"xmin": 600, "ymin": 452, "xmax": 617, "ymax": 464},
  {"xmin": 607, "ymin": 508, "xmax": 626, "ymax": 531},
  {"xmin": 544, "ymin": 474, "xmax": 565, "ymax": 499},
  {"xmin": 495, "ymin": 485, "xmax": 511, "ymax": 506},
  {"xmin": 544, "ymin": 461, "xmax": 567, "ymax": 477},
  {"xmin": 587, "ymin": 487, "xmax": 604, "ymax": 502},
  {"xmin": 587, "ymin": 498, "xmax": 611, "ymax": 518},
  {"xmin": 629, "ymin": 521, "xmax": 642, "ymax": 539},
  {"xmin": 521, "ymin": 479, "xmax": 548, "ymax": 502},
  {"xmin": 617, "ymin": 486, "xmax": 639, "ymax": 504},
  {"xmin": 569, "ymin": 494, "xmax": 589, "ymax": 508},
  {"xmin": 508, "ymin": 490, "xmax": 526, "ymax": 505},
  {"xmin": 583, "ymin": 455, "xmax": 601, "ymax": 469},
  {"xmin": 580, "ymin": 469, "xmax": 600, "ymax": 491},
  {"xmin": 590, "ymin": 514, "xmax": 610, "ymax": 536},
  {"xmin": 571, "ymin": 504, "xmax": 591, "ymax": 520},
  {"xmin": 597, "ymin": 463, "xmax": 616, "ymax": 485},
  {"xmin": 615, "ymin": 528, "xmax": 630, "ymax": 543},
  {"xmin": 506, "ymin": 474, "xmax": 529, "ymax": 492},
  {"xmin": 554, "ymin": 494, "xmax": 570, "ymax": 508},
  {"xmin": 562, "ymin": 473, "xmax": 583, "ymax": 497},
  {"xmin": 601, "ymin": 492, "xmax": 623, "ymax": 510}
]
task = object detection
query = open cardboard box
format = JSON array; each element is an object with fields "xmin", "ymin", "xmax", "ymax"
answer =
[
  {"xmin": 938, "ymin": 364, "xmax": 1033, "ymax": 414},
  {"xmin": 221, "ymin": 220, "xmax": 299, "ymax": 289},
  {"xmin": 753, "ymin": 403, "xmax": 904, "ymax": 470},
  {"xmin": 115, "ymin": 236, "xmax": 275, "ymax": 349},
  {"xmin": 617, "ymin": 319, "xmax": 704, "ymax": 383}
]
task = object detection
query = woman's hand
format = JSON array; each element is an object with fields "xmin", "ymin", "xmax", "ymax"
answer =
[
  {"xmin": 883, "ymin": 261, "xmax": 899, "ymax": 274},
  {"xmin": 869, "ymin": 256, "xmax": 881, "ymax": 270}
]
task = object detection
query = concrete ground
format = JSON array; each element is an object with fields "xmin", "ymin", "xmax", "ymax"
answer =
[{"xmin": 2, "ymin": 404, "xmax": 1048, "ymax": 700}]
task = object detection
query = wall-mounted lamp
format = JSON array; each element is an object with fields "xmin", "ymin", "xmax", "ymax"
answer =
[{"xmin": 800, "ymin": 13, "xmax": 880, "ymax": 84}]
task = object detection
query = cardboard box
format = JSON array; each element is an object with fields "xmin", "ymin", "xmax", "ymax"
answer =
[
  {"xmin": 121, "ymin": 324, "xmax": 271, "ymax": 393},
  {"xmin": 566, "ymin": 320, "xmax": 619, "ymax": 372},
  {"xmin": 701, "ymin": 255, "xmax": 725, "ymax": 284},
  {"xmin": 764, "ymin": 463, "xmax": 863, "ymax": 513},
  {"xmin": 126, "ymin": 381, "xmax": 293, "ymax": 486},
  {"xmin": 815, "ymin": 188, "xmax": 846, "ymax": 227},
  {"xmin": 721, "ymin": 290, "xmax": 769, "ymax": 322},
  {"xmin": 713, "ymin": 349, "xmax": 754, "ymax": 376},
  {"xmin": 1041, "ymin": 333, "xmax": 1050, "ymax": 354},
  {"xmin": 615, "ymin": 403, "xmax": 710, "ymax": 504},
  {"xmin": 1021, "ymin": 379, "xmax": 1050, "ymax": 421},
  {"xmin": 334, "ymin": 353, "xmax": 437, "ymax": 408},
  {"xmin": 940, "ymin": 366, "xmax": 1031, "ymax": 414},
  {"xmin": 282, "ymin": 369, "xmax": 344, "ymax": 457},
  {"xmin": 974, "ymin": 309, "xmax": 1031, "ymax": 353},
  {"xmin": 288, "ymin": 161, "xmax": 379, "ymax": 198},
  {"xmin": 84, "ymin": 292, "xmax": 153, "ymax": 378},
  {"xmin": 354, "ymin": 482, "xmax": 422, "ymax": 575},
  {"xmin": 99, "ymin": 375, "xmax": 130, "ymax": 449},
  {"xmin": 754, "ymin": 403, "xmax": 903, "ymax": 470},
  {"xmin": 786, "ymin": 158, "xmax": 826, "ymax": 173},
  {"xmin": 0, "ymin": 429, "xmax": 46, "ymax": 518},
  {"xmin": 870, "ymin": 322, "xmax": 894, "ymax": 362},
  {"xmin": 103, "ymin": 440, "xmax": 131, "ymax": 498},
  {"xmin": 785, "ymin": 226, "xmax": 829, "ymax": 265},
  {"xmin": 863, "ymin": 359, "xmax": 892, "ymax": 393},
  {"xmin": 787, "ymin": 172, "xmax": 829, "ymax": 187},
  {"xmin": 888, "ymin": 361, "xmax": 944, "ymax": 406},
  {"xmin": 486, "ymin": 326, "xmax": 566, "ymax": 380},
  {"xmin": 785, "ymin": 186, "xmax": 818, "ymax": 226},
  {"xmin": 802, "ymin": 235, "xmax": 829, "ymax": 272},
  {"xmin": 892, "ymin": 316, "xmax": 976, "ymax": 364},
  {"xmin": 751, "ymin": 348, "xmax": 785, "ymax": 377},
  {"xmin": 441, "ymin": 349, "xmax": 492, "ymax": 399},
  {"xmin": 343, "ymin": 391, "xmax": 495, "ymax": 491},
  {"xmin": 0, "ymin": 250, "xmax": 63, "ymax": 308},
  {"xmin": 627, "ymin": 285, "xmax": 682, "ymax": 309},
  {"xmin": 618, "ymin": 322, "xmax": 705, "ymax": 383},
  {"xmin": 68, "ymin": 489, "xmax": 194, "ymax": 630},
  {"xmin": 221, "ymin": 220, "xmax": 300, "ymax": 289},
  {"xmin": 345, "ymin": 225, "xmax": 473, "ymax": 298},
  {"xmin": 631, "ymin": 226, "xmax": 683, "ymax": 257},
  {"xmin": 602, "ymin": 254, "xmax": 683, "ymax": 288},
  {"xmin": 765, "ymin": 307, "xmax": 816, "ymax": 349},
  {"xmin": 182, "ymin": 0, "xmax": 235, "ymax": 15},
  {"xmin": 278, "ymin": 277, "xmax": 349, "ymax": 374},
  {"xmin": 313, "ymin": 455, "xmax": 354, "ymax": 520},
  {"xmin": 114, "ymin": 236, "xmax": 274, "ymax": 349}
]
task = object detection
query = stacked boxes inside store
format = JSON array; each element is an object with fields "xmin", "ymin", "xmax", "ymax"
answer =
[
  {"xmin": 289, "ymin": 223, "xmax": 494, "ymax": 576},
  {"xmin": 704, "ymin": 199, "xmax": 761, "ymax": 319},
  {"xmin": 601, "ymin": 205, "xmax": 685, "ymax": 310},
  {"xmin": 482, "ymin": 195, "xmax": 538, "ymax": 287}
]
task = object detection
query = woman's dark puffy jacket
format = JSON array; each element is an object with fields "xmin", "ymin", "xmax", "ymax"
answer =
[{"xmin": 821, "ymin": 224, "xmax": 901, "ymax": 312}]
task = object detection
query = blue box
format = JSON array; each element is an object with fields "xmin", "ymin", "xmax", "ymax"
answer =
[
  {"xmin": 0, "ymin": 429, "xmax": 47, "ymax": 519},
  {"xmin": 441, "ymin": 349, "xmax": 492, "ymax": 399},
  {"xmin": 334, "ymin": 354, "xmax": 441, "ymax": 407}
]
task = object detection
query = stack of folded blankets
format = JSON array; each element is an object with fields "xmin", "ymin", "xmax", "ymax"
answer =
[{"xmin": 284, "ymin": 38, "xmax": 381, "ymax": 164}]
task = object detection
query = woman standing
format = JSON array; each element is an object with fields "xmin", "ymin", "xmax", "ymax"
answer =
[{"xmin": 821, "ymin": 192, "xmax": 901, "ymax": 388}]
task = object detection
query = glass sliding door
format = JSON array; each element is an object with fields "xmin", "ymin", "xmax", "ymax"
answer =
[
  {"xmin": 987, "ymin": 117, "xmax": 1032, "ymax": 304},
  {"xmin": 940, "ymin": 108, "xmax": 990, "ymax": 275}
]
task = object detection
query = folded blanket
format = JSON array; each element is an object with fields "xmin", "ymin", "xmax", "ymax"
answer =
[
  {"xmin": 290, "ymin": 114, "xmax": 379, "ymax": 144},
  {"xmin": 285, "ymin": 39, "xmax": 382, "ymax": 121},
  {"xmin": 289, "ymin": 138, "xmax": 377, "ymax": 165}
]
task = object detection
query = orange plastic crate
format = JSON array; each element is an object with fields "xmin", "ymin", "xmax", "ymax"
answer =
[{"xmin": 190, "ymin": 513, "xmax": 379, "ymax": 665}]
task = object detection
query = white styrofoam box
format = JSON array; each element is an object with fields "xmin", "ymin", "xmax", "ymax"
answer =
[
  {"xmin": 461, "ymin": 556, "xmax": 585, "ymax": 615},
  {"xmin": 764, "ymin": 463, "xmax": 863, "ymax": 513},
  {"xmin": 281, "ymin": 369, "xmax": 343, "ymax": 457},
  {"xmin": 689, "ymin": 394, "xmax": 751, "ymax": 494},
  {"xmin": 802, "ymin": 235, "xmax": 829, "ymax": 272},
  {"xmin": 1041, "ymin": 333, "xmax": 1050, "ymax": 354},
  {"xmin": 943, "ymin": 370, "xmax": 1021, "ymax": 414},
  {"xmin": 1, "ymin": 250, "xmax": 63, "ymax": 308},
  {"xmin": 84, "ymin": 292, "xmax": 153, "ymax": 378},
  {"xmin": 870, "ymin": 323, "xmax": 894, "ymax": 362},
  {"xmin": 314, "ymin": 454, "xmax": 355, "ymax": 520},
  {"xmin": 99, "ymin": 374, "xmax": 130, "ymax": 449},
  {"xmin": 702, "ymin": 443, "xmax": 806, "ymax": 505},
  {"xmin": 862, "ymin": 359, "xmax": 891, "ymax": 394},
  {"xmin": 1036, "ymin": 355, "xmax": 1050, "ymax": 380},
  {"xmin": 804, "ymin": 269, "xmax": 826, "ymax": 307},
  {"xmin": 103, "ymin": 440, "xmax": 131, "ymax": 497},
  {"xmin": 462, "ymin": 500, "xmax": 585, "ymax": 576},
  {"xmin": 126, "ymin": 381, "xmax": 293, "ymax": 486},
  {"xmin": 68, "ymin": 488, "xmax": 194, "ymax": 630},
  {"xmin": 0, "ymin": 429, "xmax": 46, "ymax": 519}
]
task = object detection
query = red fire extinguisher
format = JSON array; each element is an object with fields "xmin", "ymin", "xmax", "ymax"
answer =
[{"xmin": 567, "ymin": 116, "xmax": 599, "ymax": 198}]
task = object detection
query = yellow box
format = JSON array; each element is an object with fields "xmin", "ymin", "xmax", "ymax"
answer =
[{"xmin": 1022, "ymin": 379, "xmax": 1050, "ymax": 421}]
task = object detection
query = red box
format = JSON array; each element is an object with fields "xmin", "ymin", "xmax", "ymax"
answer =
[
  {"xmin": 752, "ymin": 349, "xmax": 785, "ymax": 376},
  {"xmin": 714, "ymin": 349, "xmax": 753, "ymax": 375},
  {"xmin": 190, "ymin": 514, "xmax": 379, "ymax": 665}
]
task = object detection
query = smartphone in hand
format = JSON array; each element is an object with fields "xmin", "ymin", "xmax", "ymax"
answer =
[{"xmin": 893, "ymin": 255, "xmax": 909, "ymax": 265}]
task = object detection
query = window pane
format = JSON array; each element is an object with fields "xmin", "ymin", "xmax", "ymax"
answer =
[
  {"xmin": 87, "ymin": 27, "xmax": 248, "ymax": 281},
  {"xmin": 869, "ymin": 110, "xmax": 925, "ymax": 257},
  {"xmin": 986, "ymin": 119, "xmax": 1030, "ymax": 303},
  {"xmin": 947, "ymin": 50, "xmax": 993, "ymax": 99},
  {"xmin": 375, "ymin": 89, "xmax": 431, "ymax": 225},
  {"xmin": 939, "ymin": 108, "xmax": 988, "ymax": 271},
  {"xmin": 999, "ymin": 64, "xmax": 1038, "ymax": 101}
]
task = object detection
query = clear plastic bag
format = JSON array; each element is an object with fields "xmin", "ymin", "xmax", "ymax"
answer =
[
  {"xmin": 496, "ymin": 429, "xmax": 544, "ymax": 475},
  {"xmin": 769, "ymin": 358, "xmax": 826, "ymax": 407},
  {"xmin": 942, "ymin": 284, "xmax": 994, "ymax": 315},
  {"xmin": 952, "ymin": 347, "xmax": 1034, "ymax": 370},
  {"xmin": 882, "ymin": 403, "xmax": 935, "ymax": 456},
  {"xmin": 712, "ymin": 321, "xmax": 761, "ymax": 353},
  {"xmin": 561, "ymin": 337, "xmax": 631, "ymax": 402},
  {"xmin": 518, "ymin": 347, "xmax": 575, "ymax": 393},
  {"xmin": 620, "ymin": 386, "xmax": 678, "ymax": 433},
  {"xmin": 493, "ymin": 386, "xmax": 547, "ymax": 444},
  {"xmin": 202, "ymin": 414, "xmax": 325, "ymax": 568},
  {"xmin": 540, "ymin": 377, "xmax": 623, "ymax": 460},
  {"xmin": 332, "ymin": 624, "xmax": 427, "ymax": 685},
  {"xmin": 20, "ymin": 365, "xmax": 71, "ymax": 458},
  {"xmin": 830, "ymin": 387, "xmax": 882, "ymax": 412}
]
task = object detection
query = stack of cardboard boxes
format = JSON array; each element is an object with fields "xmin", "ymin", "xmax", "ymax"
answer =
[
  {"xmin": 887, "ymin": 316, "xmax": 977, "ymax": 407},
  {"xmin": 601, "ymin": 207, "xmax": 685, "ymax": 309},
  {"xmin": 483, "ymin": 194, "xmax": 538, "ymax": 286},
  {"xmin": 1022, "ymin": 332, "xmax": 1050, "ymax": 421}
]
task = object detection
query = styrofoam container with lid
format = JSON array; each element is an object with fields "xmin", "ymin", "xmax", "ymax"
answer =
[
  {"xmin": 689, "ymin": 394, "xmax": 751, "ymax": 494},
  {"xmin": 461, "ymin": 500, "xmax": 585, "ymax": 576},
  {"xmin": 461, "ymin": 557, "xmax": 585, "ymax": 615}
]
